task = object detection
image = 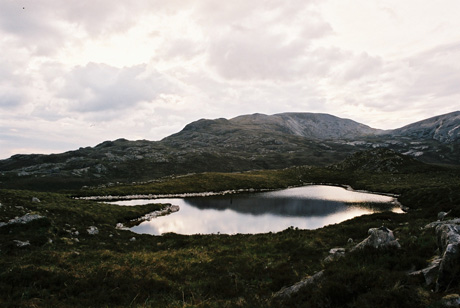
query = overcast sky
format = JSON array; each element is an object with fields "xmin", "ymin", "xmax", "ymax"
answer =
[{"xmin": 1, "ymin": 0, "xmax": 460, "ymax": 159}]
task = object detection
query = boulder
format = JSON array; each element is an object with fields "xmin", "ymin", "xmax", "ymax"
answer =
[
  {"xmin": 273, "ymin": 270, "xmax": 324, "ymax": 300},
  {"xmin": 87, "ymin": 226, "xmax": 99, "ymax": 235},
  {"xmin": 323, "ymin": 248, "xmax": 346, "ymax": 263},
  {"xmin": 352, "ymin": 226, "xmax": 401, "ymax": 251},
  {"xmin": 436, "ymin": 224, "xmax": 460, "ymax": 292},
  {"xmin": 423, "ymin": 219, "xmax": 460, "ymax": 292}
]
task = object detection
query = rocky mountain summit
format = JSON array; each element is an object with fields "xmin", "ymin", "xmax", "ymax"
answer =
[{"xmin": 0, "ymin": 111, "xmax": 459, "ymax": 190}]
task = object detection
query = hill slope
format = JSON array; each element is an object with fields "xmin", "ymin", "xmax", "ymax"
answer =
[
  {"xmin": 0, "ymin": 111, "xmax": 459, "ymax": 190},
  {"xmin": 389, "ymin": 111, "xmax": 460, "ymax": 143}
]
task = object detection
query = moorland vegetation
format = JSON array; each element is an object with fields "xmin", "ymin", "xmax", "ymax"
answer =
[{"xmin": 1, "ymin": 149, "xmax": 460, "ymax": 307}]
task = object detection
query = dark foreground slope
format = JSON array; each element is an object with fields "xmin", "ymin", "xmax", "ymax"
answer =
[
  {"xmin": 1, "ymin": 150, "xmax": 460, "ymax": 307},
  {"xmin": 1, "ymin": 111, "xmax": 459, "ymax": 191}
]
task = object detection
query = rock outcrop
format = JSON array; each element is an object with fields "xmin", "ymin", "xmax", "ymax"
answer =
[
  {"xmin": 415, "ymin": 214, "xmax": 460, "ymax": 292},
  {"xmin": 273, "ymin": 270, "xmax": 324, "ymax": 300},
  {"xmin": 352, "ymin": 226, "xmax": 401, "ymax": 251},
  {"xmin": 274, "ymin": 226, "xmax": 401, "ymax": 302},
  {"xmin": 0, "ymin": 213, "xmax": 45, "ymax": 228},
  {"xmin": 323, "ymin": 247, "xmax": 346, "ymax": 264}
]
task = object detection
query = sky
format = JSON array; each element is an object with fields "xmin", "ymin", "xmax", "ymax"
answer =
[{"xmin": 1, "ymin": 0, "xmax": 460, "ymax": 159}]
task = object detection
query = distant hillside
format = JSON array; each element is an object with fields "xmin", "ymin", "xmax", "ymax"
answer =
[
  {"xmin": 229, "ymin": 113, "xmax": 383, "ymax": 139},
  {"xmin": 330, "ymin": 148, "xmax": 428, "ymax": 173},
  {"xmin": 389, "ymin": 111, "xmax": 460, "ymax": 143},
  {"xmin": 0, "ymin": 111, "xmax": 459, "ymax": 191}
]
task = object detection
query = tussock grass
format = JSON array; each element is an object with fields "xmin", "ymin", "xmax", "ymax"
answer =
[{"xmin": 1, "ymin": 162, "xmax": 460, "ymax": 307}]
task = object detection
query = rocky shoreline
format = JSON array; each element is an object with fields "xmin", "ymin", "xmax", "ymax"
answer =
[{"xmin": 116, "ymin": 204, "xmax": 180, "ymax": 229}]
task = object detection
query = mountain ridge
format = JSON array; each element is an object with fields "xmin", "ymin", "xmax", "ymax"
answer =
[
  {"xmin": 388, "ymin": 111, "xmax": 460, "ymax": 142},
  {"xmin": 1, "ymin": 111, "xmax": 459, "ymax": 190}
]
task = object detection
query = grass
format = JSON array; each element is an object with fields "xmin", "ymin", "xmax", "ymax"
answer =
[{"xmin": 1, "ymin": 163, "xmax": 460, "ymax": 307}]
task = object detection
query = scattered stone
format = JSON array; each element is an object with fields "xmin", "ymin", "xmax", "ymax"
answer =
[
  {"xmin": 324, "ymin": 247, "xmax": 346, "ymax": 263},
  {"xmin": 442, "ymin": 294, "xmax": 460, "ymax": 307},
  {"xmin": 0, "ymin": 213, "xmax": 45, "ymax": 228},
  {"xmin": 32, "ymin": 197, "xmax": 40, "ymax": 203},
  {"xmin": 130, "ymin": 237, "xmax": 136, "ymax": 242},
  {"xmin": 87, "ymin": 226, "xmax": 99, "ymax": 235},
  {"xmin": 347, "ymin": 238, "xmax": 354, "ymax": 244},
  {"xmin": 14, "ymin": 240, "xmax": 30, "ymax": 247},
  {"xmin": 273, "ymin": 270, "xmax": 324, "ymax": 300},
  {"xmin": 352, "ymin": 226, "xmax": 401, "ymax": 251},
  {"xmin": 115, "ymin": 223, "xmax": 126, "ymax": 230}
]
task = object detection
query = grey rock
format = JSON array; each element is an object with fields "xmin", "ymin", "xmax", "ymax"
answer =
[
  {"xmin": 14, "ymin": 240, "xmax": 30, "ymax": 247},
  {"xmin": 352, "ymin": 226, "xmax": 401, "ymax": 251},
  {"xmin": 87, "ymin": 226, "xmax": 99, "ymax": 235},
  {"xmin": 409, "ymin": 257, "xmax": 441, "ymax": 286},
  {"xmin": 32, "ymin": 197, "xmax": 40, "ymax": 203},
  {"xmin": 324, "ymin": 248, "xmax": 346, "ymax": 263},
  {"xmin": 0, "ymin": 213, "xmax": 45, "ymax": 227},
  {"xmin": 424, "ymin": 220, "xmax": 460, "ymax": 292},
  {"xmin": 273, "ymin": 270, "xmax": 324, "ymax": 300},
  {"xmin": 426, "ymin": 219, "xmax": 460, "ymax": 229},
  {"xmin": 436, "ymin": 224, "xmax": 460, "ymax": 291}
]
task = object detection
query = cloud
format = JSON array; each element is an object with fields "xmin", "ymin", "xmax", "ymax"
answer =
[
  {"xmin": 203, "ymin": 2, "xmax": 334, "ymax": 81},
  {"xmin": 1, "ymin": 0, "xmax": 460, "ymax": 158},
  {"xmin": 58, "ymin": 63, "xmax": 176, "ymax": 113},
  {"xmin": 405, "ymin": 42, "xmax": 460, "ymax": 99}
]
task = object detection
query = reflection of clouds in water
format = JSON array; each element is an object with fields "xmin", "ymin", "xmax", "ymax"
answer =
[
  {"xmin": 108, "ymin": 185, "xmax": 399, "ymax": 235},
  {"xmin": 130, "ymin": 200, "xmax": 379, "ymax": 235},
  {"xmin": 262, "ymin": 185, "xmax": 394, "ymax": 203}
]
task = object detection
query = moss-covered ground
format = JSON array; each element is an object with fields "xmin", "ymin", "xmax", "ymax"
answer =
[{"xmin": 1, "ymin": 164, "xmax": 460, "ymax": 307}]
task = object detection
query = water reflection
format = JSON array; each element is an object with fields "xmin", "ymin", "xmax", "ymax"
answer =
[{"xmin": 109, "ymin": 185, "xmax": 400, "ymax": 235}]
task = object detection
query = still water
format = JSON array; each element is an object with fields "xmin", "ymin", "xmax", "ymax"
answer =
[{"xmin": 109, "ymin": 185, "xmax": 401, "ymax": 235}]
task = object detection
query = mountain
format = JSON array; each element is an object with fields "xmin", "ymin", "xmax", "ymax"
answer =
[
  {"xmin": 0, "ymin": 111, "xmax": 459, "ymax": 190},
  {"xmin": 389, "ymin": 111, "xmax": 460, "ymax": 143},
  {"xmin": 229, "ymin": 113, "xmax": 382, "ymax": 139}
]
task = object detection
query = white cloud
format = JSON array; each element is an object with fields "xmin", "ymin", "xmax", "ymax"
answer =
[
  {"xmin": 1, "ymin": 0, "xmax": 460, "ymax": 158},
  {"xmin": 57, "ymin": 63, "xmax": 175, "ymax": 113}
]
